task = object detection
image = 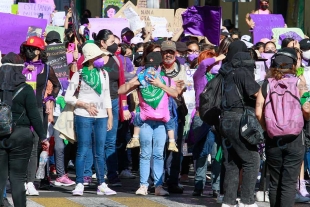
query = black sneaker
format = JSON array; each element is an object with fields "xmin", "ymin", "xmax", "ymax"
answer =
[
  {"xmin": 39, "ymin": 178, "xmax": 52, "ymax": 190},
  {"xmin": 1, "ymin": 198, "xmax": 13, "ymax": 207},
  {"xmin": 192, "ymin": 189, "xmax": 203, "ymax": 196},
  {"xmin": 108, "ymin": 177, "xmax": 122, "ymax": 187},
  {"xmin": 213, "ymin": 190, "xmax": 220, "ymax": 198},
  {"xmin": 168, "ymin": 185, "xmax": 183, "ymax": 194}
]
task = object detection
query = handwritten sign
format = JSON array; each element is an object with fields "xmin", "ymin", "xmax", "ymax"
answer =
[
  {"xmin": 33, "ymin": 0, "xmax": 55, "ymax": 5},
  {"xmin": 272, "ymin": 28, "xmax": 304, "ymax": 49},
  {"xmin": 250, "ymin": 14, "xmax": 285, "ymax": 44},
  {"xmin": 0, "ymin": 13, "xmax": 47, "ymax": 54},
  {"xmin": 114, "ymin": 1, "xmax": 139, "ymax": 18},
  {"xmin": 137, "ymin": 0, "xmax": 147, "ymax": 8},
  {"xmin": 0, "ymin": 0, "xmax": 14, "ymax": 13},
  {"xmin": 88, "ymin": 18, "xmax": 129, "ymax": 40},
  {"xmin": 173, "ymin": 8, "xmax": 187, "ymax": 33},
  {"xmin": 138, "ymin": 8, "xmax": 174, "ymax": 32},
  {"xmin": 52, "ymin": 11, "xmax": 66, "ymax": 26},
  {"xmin": 123, "ymin": 7, "xmax": 145, "ymax": 31},
  {"xmin": 149, "ymin": 16, "xmax": 172, "ymax": 37},
  {"xmin": 102, "ymin": 0, "xmax": 124, "ymax": 18},
  {"xmin": 46, "ymin": 44, "xmax": 68, "ymax": 78},
  {"xmin": 18, "ymin": 3, "xmax": 54, "ymax": 21},
  {"xmin": 45, "ymin": 25, "xmax": 65, "ymax": 42}
]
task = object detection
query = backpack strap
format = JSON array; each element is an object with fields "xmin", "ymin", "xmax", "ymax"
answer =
[
  {"xmin": 262, "ymin": 80, "xmax": 269, "ymax": 99},
  {"xmin": 112, "ymin": 55, "xmax": 121, "ymax": 67}
]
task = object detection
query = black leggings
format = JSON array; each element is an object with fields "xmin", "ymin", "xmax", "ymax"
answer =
[{"xmin": 0, "ymin": 127, "xmax": 34, "ymax": 207}]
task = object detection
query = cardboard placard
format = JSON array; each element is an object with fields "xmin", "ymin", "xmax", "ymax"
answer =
[
  {"xmin": 138, "ymin": 8, "xmax": 174, "ymax": 32},
  {"xmin": 136, "ymin": 0, "xmax": 147, "ymax": 8},
  {"xmin": 88, "ymin": 18, "xmax": 130, "ymax": 40},
  {"xmin": 0, "ymin": 0, "xmax": 14, "ymax": 13},
  {"xmin": 46, "ymin": 44, "xmax": 68, "ymax": 78},
  {"xmin": 45, "ymin": 25, "xmax": 65, "ymax": 42},
  {"xmin": 0, "ymin": 13, "xmax": 47, "ymax": 54},
  {"xmin": 250, "ymin": 14, "xmax": 285, "ymax": 44},
  {"xmin": 173, "ymin": 8, "xmax": 187, "ymax": 33},
  {"xmin": 114, "ymin": 1, "xmax": 139, "ymax": 18},
  {"xmin": 272, "ymin": 28, "xmax": 304, "ymax": 49},
  {"xmin": 18, "ymin": 2, "xmax": 54, "ymax": 21},
  {"xmin": 102, "ymin": 0, "xmax": 124, "ymax": 18}
]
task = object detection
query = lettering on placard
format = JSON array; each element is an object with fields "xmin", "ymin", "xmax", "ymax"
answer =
[{"xmin": 46, "ymin": 44, "xmax": 68, "ymax": 78}]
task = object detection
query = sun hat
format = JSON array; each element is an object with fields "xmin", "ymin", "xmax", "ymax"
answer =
[
  {"xmin": 24, "ymin": 36, "xmax": 45, "ymax": 50},
  {"xmin": 82, "ymin": 43, "xmax": 103, "ymax": 63}
]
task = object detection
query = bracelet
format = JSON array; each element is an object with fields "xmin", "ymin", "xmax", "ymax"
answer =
[{"xmin": 123, "ymin": 105, "xmax": 129, "ymax": 110}]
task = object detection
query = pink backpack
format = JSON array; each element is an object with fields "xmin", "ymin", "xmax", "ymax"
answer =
[{"xmin": 264, "ymin": 77, "xmax": 304, "ymax": 138}]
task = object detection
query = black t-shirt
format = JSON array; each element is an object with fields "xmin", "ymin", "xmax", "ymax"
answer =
[
  {"xmin": 103, "ymin": 56, "xmax": 120, "ymax": 100},
  {"xmin": 222, "ymin": 68, "xmax": 260, "ymax": 109}
]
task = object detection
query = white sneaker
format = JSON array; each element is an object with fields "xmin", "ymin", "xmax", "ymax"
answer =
[
  {"xmin": 255, "ymin": 191, "xmax": 269, "ymax": 202},
  {"xmin": 26, "ymin": 182, "xmax": 39, "ymax": 196},
  {"xmin": 97, "ymin": 183, "xmax": 117, "ymax": 195},
  {"xmin": 221, "ymin": 204, "xmax": 237, "ymax": 207},
  {"xmin": 239, "ymin": 202, "xmax": 258, "ymax": 207},
  {"xmin": 295, "ymin": 192, "xmax": 310, "ymax": 203},
  {"xmin": 119, "ymin": 169, "xmax": 136, "ymax": 179},
  {"xmin": 92, "ymin": 173, "xmax": 97, "ymax": 179},
  {"xmin": 72, "ymin": 183, "xmax": 84, "ymax": 196},
  {"xmin": 217, "ymin": 194, "xmax": 224, "ymax": 204},
  {"xmin": 155, "ymin": 185, "xmax": 169, "ymax": 196},
  {"xmin": 136, "ymin": 185, "xmax": 148, "ymax": 195}
]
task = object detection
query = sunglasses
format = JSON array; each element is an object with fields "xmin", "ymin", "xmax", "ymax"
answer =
[
  {"xmin": 187, "ymin": 49, "xmax": 200, "ymax": 54},
  {"xmin": 162, "ymin": 50, "xmax": 175, "ymax": 55}
]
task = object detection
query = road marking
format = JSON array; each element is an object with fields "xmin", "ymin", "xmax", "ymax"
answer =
[
  {"xmin": 110, "ymin": 197, "xmax": 166, "ymax": 207},
  {"xmin": 29, "ymin": 198, "xmax": 83, "ymax": 207}
]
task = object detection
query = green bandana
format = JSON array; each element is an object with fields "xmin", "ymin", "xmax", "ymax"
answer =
[
  {"xmin": 206, "ymin": 72, "xmax": 215, "ymax": 82},
  {"xmin": 81, "ymin": 67, "xmax": 101, "ymax": 95},
  {"xmin": 296, "ymin": 67, "xmax": 304, "ymax": 77},
  {"xmin": 300, "ymin": 91, "xmax": 310, "ymax": 106},
  {"xmin": 140, "ymin": 79, "xmax": 166, "ymax": 109},
  {"xmin": 56, "ymin": 96, "xmax": 66, "ymax": 109}
]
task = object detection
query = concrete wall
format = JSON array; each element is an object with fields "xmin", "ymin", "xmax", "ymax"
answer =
[{"xmin": 86, "ymin": 0, "xmax": 102, "ymax": 17}]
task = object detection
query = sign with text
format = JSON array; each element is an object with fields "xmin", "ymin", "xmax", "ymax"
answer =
[
  {"xmin": 114, "ymin": 1, "xmax": 139, "ymax": 18},
  {"xmin": 102, "ymin": 0, "xmax": 124, "ymax": 18},
  {"xmin": 32, "ymin": 0, "xmax": 55, "ymax": 5},
  {"xmin": 123, "ymin": 7, "xmax": 145, "ymax": 31},
  {"xmin": 250, "ymin": 14, "xmax": 285, "ymax": 44},
  {"xmin": 173, "ymin": 8, "xmax": 186, "ymax": 33},
  {"xmin": 137, "ymin": 0, "xmax": 147, "ymax": 8},
  {"xmin": 138, "ymin": 8, "xmax": 174, "ymax": 32},
  {"xmin": 18, "ymin": 2, "xmax": 54, "ymax": 21},
  {"xmin": 88, "ymin": 18, "xmax": 129, "ymax": 40},
  {"xmin": 46, "ymin": 44, "xmax": 68, "ymax": 78},
  {"xmin": 0, "ymin": 13, "xmax": 47, "ymax": 54},
  {"xmin": 0, "ymin": 0, "xmax": 14, "ymax": 13}
]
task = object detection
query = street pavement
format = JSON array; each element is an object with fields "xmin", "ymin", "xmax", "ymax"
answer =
[{"xmin": 5, "ymin": 171, "xmax": 310, "ymax": 207}]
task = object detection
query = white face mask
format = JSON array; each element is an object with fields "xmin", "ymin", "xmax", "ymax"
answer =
[{"xmin": 303, "ymin": 50, "xmax": 310, "ymax": 61}]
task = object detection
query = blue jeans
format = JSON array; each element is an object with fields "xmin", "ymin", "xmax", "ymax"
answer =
[
  {"xmin": 305, "ymin": 148, "xmax": 310, "ymax": 175},
  {"xmin": 140, "ymin": 120, "xmax": 166, "ymax": 187},
  {"xmin": 84, "ymin": 146, "xmax": 93, "ymax": 177},
  {"xmin": 105, "ymin": 98, "xmax": 119, "ymax": 181},
  {"xmin": 74, "ymin": 115, "xmax": 108, "ymax": 185}
]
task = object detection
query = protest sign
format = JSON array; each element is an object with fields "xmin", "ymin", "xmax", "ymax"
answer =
[
  {"xmin": 138, "ymin": 8, "xmax": 174, "ymax": 32},
  {"xmin": 102, "ymin": 0, "xmax": 124, "ymax": 18},
  {"xmin": 88, "ymin": 18, "xmax": 129, "ymax": 40},
  {"xmin": 123, "ymin": 7, "xmax": 145, "ymax": 32},
  {"xmin": 114, "ymin": 1, "xmax": 138, "ymax": 18},
  {"xmin": 250, "ymin": 14, "xmax": 285, "ymax": 44},
  {"xmin": 11, "ymin": 4, "xmax": 18, "ymax": 14},
  {"xmin": 45, "ymin": 25, "xmax": 65, "ymax": 42},
  {"xmin": 272, "ymin": 28, "xmax": 304, "ymax": 49},
  {"xmin": 52, "ymin": 11, "xmax": 66, "ymax": 26},
  {"xmin": 149, "ymin": 16, "xmax": 172, "ymax": 37},
  {"xmin": 18, "ymin": 3, "xmax": 54, "ymax": 21},
  {"xmin": 254, "ymin": 61, "xmax": 267, "ymax": 82},
  {"xmin": 46, "ymin": 44, "xmax": 68, "ymax": 78},
  {"xmin": 137, "ymin": 0, "xmax": 147, "ymax": 8},
  {"xmin": 0, "ymin": 0, "xmax": 14, "ymax": 13},
  {"xmin": 31, "ymin": 0, "xmax": 55, "ymax": 5},
  {"xmin": 182, "ymin": 6, "xmax": 221, "ymax": 46},
  {"xmin": 0, "ymin": 13, "xmax": 47, "ymax": 54},
  {"xmin": 173, "ymin": 8, "xmax": 186, "ymax": 33}
]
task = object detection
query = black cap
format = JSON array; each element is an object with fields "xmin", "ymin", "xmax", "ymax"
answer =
[
  {"xmin": 176, "ymin": 42, "xmax": 188, "ymax": 52},
  {"xmin": 46, "ymin": 31, "xmax": 61, "ymax": 43},
  {"xmin": 299, "ymin": 39, "xmax": 310, "ymax": 51},
  {"xmin": 145, "ymin": 52, "xmax": 162, "ymax": 68},
  {"xmin": 272, "ymin": 47, "xmax": 297, "ymax": 68},
  {"xmin": 121, "ymin": 27, "xmax": 134, "ymax": 37}
]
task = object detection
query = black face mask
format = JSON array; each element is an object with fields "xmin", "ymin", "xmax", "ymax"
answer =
[
  {"xmin": 25, "ymin": 47, "xmax": 37, "ymax": 60},
  {"xmin": 261, "ymin": 5, "xmax": 268, "ymax": 10},
  {"xmin": 265, "ymin": 50, "xmax": 274, "ymax": 53},
  {"xmin": 107, "ymin": 43, "xmax": 118, "ymax": 54}
]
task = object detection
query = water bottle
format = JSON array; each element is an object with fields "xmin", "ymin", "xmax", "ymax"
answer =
[{"xmin": 36, "ymin": 151, "xmax": 48, "ymax": 179}]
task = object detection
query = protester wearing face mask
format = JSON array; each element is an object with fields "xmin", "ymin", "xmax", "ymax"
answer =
[
  {"xmin": 187, "ymin": 41, "xmax": 200, "ymax": 64},
  {"xmin": 121, "ymin": 27, "xmax": 134, "ymax": 45},
  {"xmin": 300, "ymin": 39, "xmax": 310, "ymax": 67},
  {"xmin": 264, "ymin": 41, "xmax": 277, "ymax": 53},
  {"xmin": 93, "ymin": 29, "xmax": 133, "ymax": 186},
  {"xmin": 246, "ymin": 0, "xmax": 272, "ymax": 29},
  {"xmin": 175, "ymin": 42, "xmax": 188, "ymax": 65},
  {"xmin": 160, "ymin": 41, "xmax": 188, "ymax": 194},
  {"xmin": 20, "ymin": 36, "xmax": 61, "ymax": 195}
]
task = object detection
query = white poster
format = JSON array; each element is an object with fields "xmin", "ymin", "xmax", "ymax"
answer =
[{"xmin": 0, "ymin": 0, "xmax": 14, "ymax": 13}]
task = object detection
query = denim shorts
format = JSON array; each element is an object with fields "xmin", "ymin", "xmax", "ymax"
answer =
[{"xmin": 134, "ymin": 112, "xmax": 174, "ymax": 131}]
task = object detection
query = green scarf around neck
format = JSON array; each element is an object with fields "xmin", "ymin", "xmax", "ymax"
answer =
[{"xmin": 81, "ymin": 67, "xmax": 102, "ymax": 95}]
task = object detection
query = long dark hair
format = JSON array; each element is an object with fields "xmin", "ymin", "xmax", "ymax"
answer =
[
  {"xmin": 20, "ymin": 44, "xmax": 48, "ymax": 63},
  {"xmin": 281, "ymin": 38, "xmax": 294, "ymax": 48},
  {"xmin": 217, "ymin": 37, "xmax": 233, "ymax": 56},
  {"xmin": 92, "ymin": 29, "xmax": 114, "ymax": 47}
]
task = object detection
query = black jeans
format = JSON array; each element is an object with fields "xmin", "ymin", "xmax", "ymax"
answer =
[
  {"xmin": 220, "ymin": 111, "xmax": 260, "ymax": 205},
  {"xmin": 117, "ymin": 120, "xmax": 130, "ymax": 172},
  {"xmin": 0, "ymin": 127, "xmax": 33, "ymax": 207},
  {"xmin": 266, "ymin": 133, "xmax": 305, "ymax": 207}
]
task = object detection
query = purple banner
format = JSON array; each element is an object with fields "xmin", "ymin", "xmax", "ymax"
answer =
[
  {"xmin": 0, "ymin": 12, "xmax": 47, "ymax": 54},
  {"xmin": 250, "ymin": 14, "xmax": 285, "ymax": 44},
  {"xmin": 182, "ymin": 5, "xmax": 222, "ymax": 46}
]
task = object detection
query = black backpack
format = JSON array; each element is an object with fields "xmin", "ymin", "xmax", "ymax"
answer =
[{"xmin": 199, "ymin": 73, "xmax": 224, "ymax": 126}]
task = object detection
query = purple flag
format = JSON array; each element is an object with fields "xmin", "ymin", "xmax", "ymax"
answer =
[
  {"xmin": 250, "ymin": 14, "xmax": 285, "ymax": 44},
  {"xmin": 182, "ymin": 6, "xmax": 221, "ymax": 46},
  {"xmin": 278, "ymin": 31, "xmax": 303, "ymax": 46},
  {"xmin": 0, "ymin": 13, "xmax": 47, "ymax": 54}
]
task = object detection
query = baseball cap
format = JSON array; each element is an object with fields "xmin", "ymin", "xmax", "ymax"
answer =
[
  {"xmin": 272, "ymin": 47, "xmax": 297, "ymax": 68},
  {"xmin": 45, "ymin": 31, "xmax": 61, "ymax": 43},
  {"xmin": 299, "ymin": 39, "xmax": 310, "ymax": 51},
  {"xmin": 161, "ymin": 41, "xmax": 176, "ymax": 52},
  {"xmin": 145, "ymin": 52, "xmax": 162, "ymax": 68},
  {"xmin": 176, "ymin": 42, "xmax": 187, "ymax": 52}
]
